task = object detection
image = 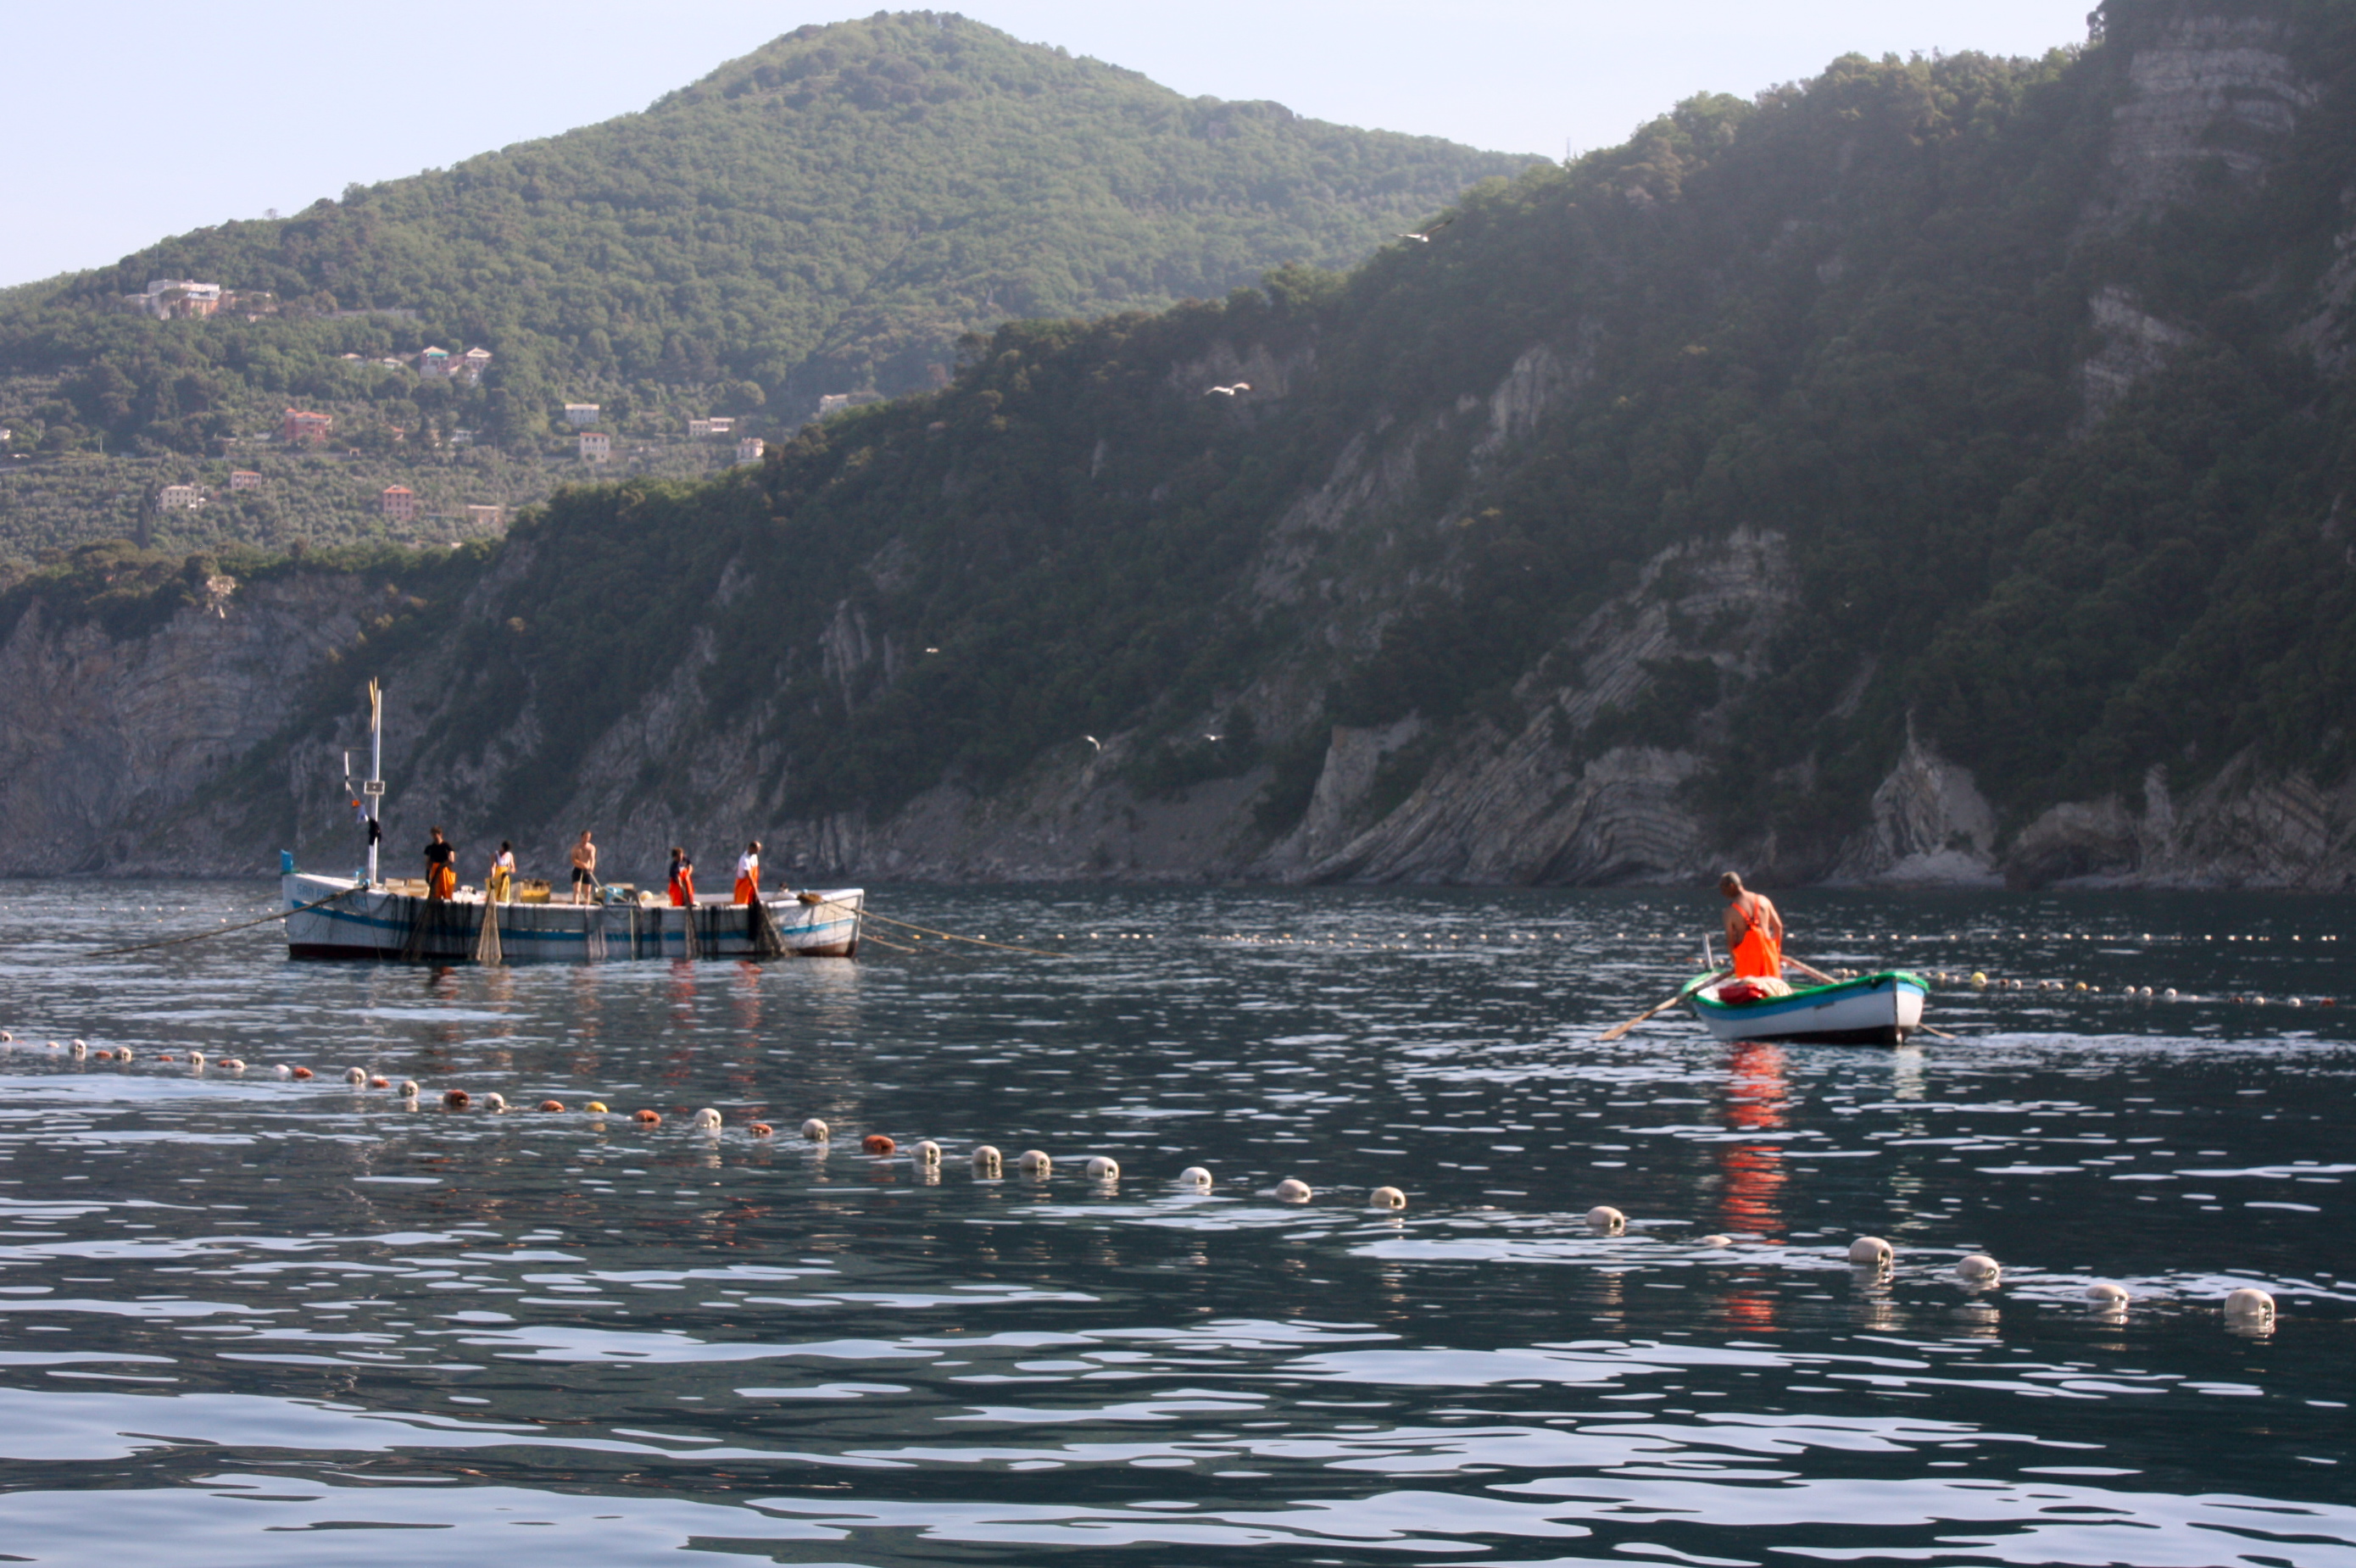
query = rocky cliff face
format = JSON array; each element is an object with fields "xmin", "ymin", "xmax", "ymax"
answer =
[{"xmin": 0, "ymin": 574, "xmax": 382, "ymax": 874}]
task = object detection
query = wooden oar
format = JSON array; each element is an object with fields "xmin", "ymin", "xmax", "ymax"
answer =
[{"xmin": 1600, "ymin": 969, "xmax": 1729, "ymax": 1043}]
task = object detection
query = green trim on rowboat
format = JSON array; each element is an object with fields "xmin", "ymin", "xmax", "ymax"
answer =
[{"xmin": 1687, "ymin": 970, "xmax": 1929, "ymax": 1007}]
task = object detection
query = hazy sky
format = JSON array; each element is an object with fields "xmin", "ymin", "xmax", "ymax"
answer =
[{"xmin": 0, "ymin": 1, "xmax": 2095, "ymax": 289}]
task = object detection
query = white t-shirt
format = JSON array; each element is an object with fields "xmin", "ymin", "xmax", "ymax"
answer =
[{"xmin": 737, "ymin": 852, "xmax": 758, "ymax": 881}]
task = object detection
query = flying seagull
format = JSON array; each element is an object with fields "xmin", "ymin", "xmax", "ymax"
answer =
[
  {"xmin": 1399, "ymin": 217, "xmax": 1455, "ymax": 242},
  {"xmin": 1083, "ymin": 736, "xmax": 1101, "ymax": 750},
  {"xmin": 1204, "ymin": 382, "xmax": 1251, "ymax": 397}
]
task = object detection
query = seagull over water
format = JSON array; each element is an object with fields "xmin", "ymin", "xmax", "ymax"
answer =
[
  {"xmin": 1204, "ymin": 382, "xmax": 1251, "ymax": 397},
  {"xmin": 1399, "ymin": 217, "xmax": 1455, "ymax": 242}
]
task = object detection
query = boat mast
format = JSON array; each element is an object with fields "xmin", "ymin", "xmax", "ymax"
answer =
[{"xmin": 365, "ymin": 680, "xmax": 384, "ymax": 886}]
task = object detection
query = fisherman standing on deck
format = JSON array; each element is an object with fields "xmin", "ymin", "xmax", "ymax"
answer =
[
  {"xmin": 668, "ymin": 847, "xmax": 696, "ymax": 907},
  {"xmin": 424, "ymin": 827, "xmax": 458, "ymax": 902},
  {"xmin": 733, "ymin": 841, "xmax": 761, "ymax": 905},
  {"xmin": 1719, "ymin": 872, "xmax": 1785, "ymax": 979},
  {"xmin": 570, "ymin": 831, "xmax": 598, "ymax": 904},
  {"xmin": 487, "ymin": 841, "xmax": 515, "ymax": 904}
]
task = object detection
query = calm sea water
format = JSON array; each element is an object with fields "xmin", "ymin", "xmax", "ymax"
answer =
[{"xmin": 0, "ymin": 880, "xmax": 2349, "ymax": 1566}]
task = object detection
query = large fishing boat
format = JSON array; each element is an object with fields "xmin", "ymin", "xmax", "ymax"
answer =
[
  {"xmin": 280, "ymin": 870, "xmax": 862, "ymax": 962},
  {"xmin": 281, "ymin": 681, "xmax": 861, "ymax": 963},
  {"xmin": 1679, "ymin": 970, "xmax": 1926, "ymax": 1045}
]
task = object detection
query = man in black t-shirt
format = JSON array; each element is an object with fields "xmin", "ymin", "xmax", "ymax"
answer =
[{"xmin": 424, "ymin": 827, "xmax": 458, "ymax": 901}]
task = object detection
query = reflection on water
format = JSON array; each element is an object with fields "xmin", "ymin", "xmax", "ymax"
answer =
[{"xmin": 0, "ymin": 880, "xmax": 2349, "ymax": 1565}]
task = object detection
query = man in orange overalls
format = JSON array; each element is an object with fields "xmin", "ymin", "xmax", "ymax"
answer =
[{"xmin": 1719, "ymin": 872, "xmax": 1785, "ymax": 979}]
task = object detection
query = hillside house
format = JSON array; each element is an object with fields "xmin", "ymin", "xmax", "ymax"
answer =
[
  {"xmin": 735, "ymin": 436, "xmax": 765, "ymax": 465},
  {"xmin": 466, "ymin": 504, "xmax": 504, "ymax": 529},
  {"xmin": 688, "ymin": 416, "xmax": 735, "ymax": 438},
  {"xmin": 381, "ymin": 486, "xmax": 416, "ymax": 520},
  {"xmin": 578, "ymin": 431, "xmax": 611, "ymax": 462},
  {"xmin": 816, "ymin": 394, "xmax": 854, "ymax": 418},
  {"xmin": 132, "ymin": 279, "xmax": 222, "ymax": 320},
  {"xmin": 415, "ymin": 346, "xmax": 451, "ymax": 376},
  {"xmin": 158, "ymin": 485, "xmax": 203, "ymax": 509},
  {"xmin": 228, "ymin": 470, "xmax": 262, "ymax": 491},
  {"xmin": 281, "ymin": 409, "xmax": 331, "ymax": 444},
  {"xmin": 564, "ymin": 403, "xmax": 600, "ymax": 427},
  {"xmin": 460, "ymin": 348, "xmax": 493, "ymax": 383}
]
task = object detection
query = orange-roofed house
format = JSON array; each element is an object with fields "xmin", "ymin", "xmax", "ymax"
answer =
[
  {"xmin": 281, "ymin": 409, "xmax": 331, "ymax": 444},
  {"xmin": 381, "ymin": 486, "xmax": 417, "ymax": 521}
]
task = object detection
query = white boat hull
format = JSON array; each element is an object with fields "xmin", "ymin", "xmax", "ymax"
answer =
[
  {"xmin": 282, "ymin": 874, "xmax": 862, "ymax": 962},
  {"xmin": 1685, "ymin": 970, "xmax": 1926, "ymax": 1045}
]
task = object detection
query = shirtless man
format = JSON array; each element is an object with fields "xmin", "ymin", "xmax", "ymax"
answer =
[
  {"xmin": 570, "ymin": 831, "xmax": 598, "ymax": 904},
  {"xmin": 1718, "ymin": 872, "xmax": 1785, "ymax": 979}
]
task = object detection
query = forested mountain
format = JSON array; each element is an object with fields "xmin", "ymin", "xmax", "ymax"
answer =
[
  {"xmin": 5, "ymin": 0, "xmax": 2354, "ymax": 890},
  {"xmin": 0, "ymin": 12, "xmax": 1528, "ymax": 558}
]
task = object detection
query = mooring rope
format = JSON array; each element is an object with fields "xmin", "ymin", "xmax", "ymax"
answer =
[
  {"xmin": 850, "ymin": 908, "xmax": 1061, "ymax": 959},
  {"xmin": 86, "ymin": 887, "xmax": 359, "ymax": 958}
]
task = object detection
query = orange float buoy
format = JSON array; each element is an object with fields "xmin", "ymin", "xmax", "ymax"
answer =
[
  {"xmin": 633, "ymin": 1109, "xmax": 662, "ymax": 1125},
  {"xmin": 863, "ymin": 1134, "xmax": 895, "ymax": 1154},
  {"xmin": 539, "ymin": 1099, "xmax": 565, "ymax": 1112},
  {"xmin": 291, "ymin": 1066, "xmax": 315, "ymax": 1080},
  {"xmin": 585, "ymin": 1100, "xmax": 608, "ymax": 1115},
  {"xmin": 160, "ymin": 1054, "xmax": 177, "ymax": 1062},
  {"xmin": 443, "ymin": 1089, "xmax": 471, "ymax": 1109},
  {"xmin": 370, "ymin": 1076, "xmax": 389, "ymax": 1089},
  {"xmin": 749, "ymin": 1122, "xmax": 774, "ymax": 1137}
]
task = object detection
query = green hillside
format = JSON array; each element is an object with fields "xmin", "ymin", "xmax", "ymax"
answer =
[
  {"xmin": 20, "ymin": 0, "xmax": 2354, "ymax": 886},
  {"xmin": 0, "ymin": 11, "xmax": 1529, "ymax": 558}
]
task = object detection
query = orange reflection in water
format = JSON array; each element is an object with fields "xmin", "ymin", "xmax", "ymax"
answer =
[{"xmin": 1718, "ymin": 1039, "xmax": 1790, "ymax": 1328}]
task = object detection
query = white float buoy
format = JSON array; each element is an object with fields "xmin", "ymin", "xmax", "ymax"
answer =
[
  {"xmin": 1084, "ymin": 1155, "xmax": 1119, "ymax": 1181},
  {"xmin": 70, "ymin": 1040, "xmax": 87, "ymax": 1059},
  {"xmin": 801, "ymin": 1118, "xmax": 829, "ymax": 1142},
  {"xmin": 1698, "ymin": 1233, "xmax": 1734, "ymax": 1247},
  {"xmin": 1369, "ymin": 1186, "xmax": 1406, "ymax": 1209},
  {"xmin": 692, "ymin": 1107, "xmax": 721, "ymax": 1132},
  {"xmin": 1848, "ymin": 1236, "xmax": 1894, "ymax": 1268},
  {"xmin": 972, "ymin": 1144, "xmax": 1003, "ymax": 1176},
  {"xmin": 1179, "ymin": 1165, "xmax": 1212, "ymax": 1189},
  {"xmin": 272, "ymin": 1063, "xmax": 292, "ymax": 1077},
  {"xmin": 1586, "ymin": 1204, "xmax": 1626, "ymax": 1235},
  {"xmin": 188, "ymin": 1051, "xmax": 205, "ymax": 1069},
  {"xmin": 1276, "ymin": 1177, "xmax": 1312, "ymax": 1203},
  {"xmin": 1956, "ymin": 1254, "xmax": 2002, "ymax": 1286},
  {"xmin": 2164, "ymin": 988, "xmax": 2178, "ymax": 999},
  {"xmin": 2224, "ymin": 1287, "xmax": 2276, "ymax": 1326},
  {"xmin": 481, "ymin": 1092, "xmax": 507, "ymax": 1112},
  {"xmin": 2086, "ymin": 1282, "xmax": 2130, "ymax": 1309},
  {"xmin": 344, "ymin": 1066, "xmax": 367, "ymax": 1084},
  {"xmin": 1018, "ymin": 1148, "xmax": 1052, "ymax": 1176},
  {"xmin": 219, "ymin": 1058, "xmax": 246, "ymax": 1072},
  {"xmin": 397, "ymin": 1079, "xmax": 418, "ymax": 1097},
  {"xmin": 915, "ymin": 1140, "xmax": 943, "ymax": 1165}
]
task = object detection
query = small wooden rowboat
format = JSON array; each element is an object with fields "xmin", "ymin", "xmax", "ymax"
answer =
[{"xmin": 1679, "ymin": 970, "xmax": 1927, "ymax": 1045}]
